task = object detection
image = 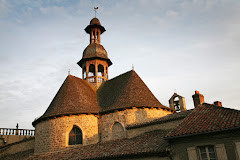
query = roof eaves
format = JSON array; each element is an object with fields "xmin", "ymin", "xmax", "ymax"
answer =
[
  {"xmin": 166, "ymin": 126, "xmax": 240, "ymax": 140},
  {"xmin": 32, "ymin": 112, "xmax": 99, "ymax": 127},
  {"xmin": 126, "ymin": 112, "xmax": 189, "ymax": 129},
  {"xmin": 100, "ymin": 105, "xmax": 173, "ymax": 115}
]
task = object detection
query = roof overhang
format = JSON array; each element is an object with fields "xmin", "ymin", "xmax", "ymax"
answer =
[
  {"xmin": 85, "ymin": 24, "xmax": 106, "ymax": 34},
  {"xmin": 78, "ymin": 57, "xmax": 112, "ymax": 68}
]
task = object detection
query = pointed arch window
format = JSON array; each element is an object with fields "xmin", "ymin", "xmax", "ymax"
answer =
[
  {"xmin": 111, "ymin": 122, "xmax": 126, "ymax": 140},
  {"xmin": 69, "ymin": 126, "xmax": 82, "ymax": 145}
]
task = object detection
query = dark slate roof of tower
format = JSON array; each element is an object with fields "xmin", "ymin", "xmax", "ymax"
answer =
[
  {"xmin": 85, "ymin": 17, "xmax": 106, "ymax": 34},
  {"xmin": 78, "ymin": 43, "xmax": 112, "ymax": 67},
  {"xmin": 97, "ymin": 70, "xmax": 170, "ymax": 113},
  {"xmin": 33, "ymin": 75, "xmax": 99, "ymax": 126},
  {"xmin": 83, "ymin": 43, "xmax": 108, "ymax": 59},
  {"xmin": 43, "ymin": 75, "xmax": 99, "ymax": 115},
  {"xmin": 167, "ymin": 103, "xmax": 240, "ymax": 138},
  {"xmin": 90, "ymin": 17, "xmax": 101, "ymax": 25},
  {"xmin": 33, "ymin": 70, "xmax": 171, "ymax": 126}
]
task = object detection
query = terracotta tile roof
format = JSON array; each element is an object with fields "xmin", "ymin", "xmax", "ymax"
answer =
[
  {"xmin": 1, "ymin": 149, "xmax": 34, "ymax": 160},
  {"xmin": 167, "ymin": 103, "xmax": 240, "ymax": 138},
  {"xmin": 98, "ymin": 70, "xmax": 170, "ymax": 113},
  {"xmin": 78, "ymin": 43, "xmax": 112, "ymax": 66},
  {"xmin": 127, "ymin": 110, "xmax": 192, "ymax": 129},
  {"xmin": 29, "ymin": 130, "xmax": 169, "ymax": 160},
  {"xmin": 33, "ymin": 75, "xmax": 99, "ymax": 126}
]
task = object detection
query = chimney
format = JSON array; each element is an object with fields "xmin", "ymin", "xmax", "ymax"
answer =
[
  {"xmin": 214, "ymin": 101, "xmax": 222, "ymax": 107},
  {"xmin": 192, "ymin": 90, "xmax": 205, "ymax": 108}
]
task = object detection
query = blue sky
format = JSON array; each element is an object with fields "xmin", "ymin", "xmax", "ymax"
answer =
[{"xmin": 0, "ymin": 0, "xmax": 240, "ymax": 129}]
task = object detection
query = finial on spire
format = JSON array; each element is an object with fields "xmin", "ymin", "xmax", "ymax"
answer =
[
  {"xmin": 132, "ymin": 64, "xmax": 134, "ymax": 70},
  {"xmin": 68, "ymin": 69, "xmax": 70, "ymax": 75},
  {"xmin": 94, "ymin": 7, "xmax": 98, "ymax": 17}
]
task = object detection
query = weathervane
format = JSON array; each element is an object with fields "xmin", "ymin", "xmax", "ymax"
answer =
[
  {"xmin": 68, "ymin": 69, "xmax": 70, "ymax": 75},
  {"xmin": 94, "ymin": 7, "xmax": 98, "ymax": 17}
]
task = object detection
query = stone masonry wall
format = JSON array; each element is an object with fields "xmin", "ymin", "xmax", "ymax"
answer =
[
  {"xmin": 34, "ymin": 114, "xmax": 99, "ymax": 154},
  {"xmin": 100, "ymin": 107, "xmax": 172, "ymax": 142},
  {"xmin": 127, "ymin": 119, "xmax": 184, "ymax": 138},
  {"xmin": 0, "ymin": 135, "xmax": 32, "ymax": 146},
  {"xmin": 0, "ymin": 138, "xmax": 4, "ymax": 146},
  {"xmin": 0, "ymin": 137, "xmax": 34, "ymax": 158}
]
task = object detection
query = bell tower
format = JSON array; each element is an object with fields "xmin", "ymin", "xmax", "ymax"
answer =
[{"xmin": 77, "ymin": 17, "xmax": 112, "ymax": 89}]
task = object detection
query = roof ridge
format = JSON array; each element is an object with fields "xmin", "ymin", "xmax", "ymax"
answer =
[
  {"xmin": 66, "ymin": 75, "xmax": 85, "ymax": 95},
  {"xmin": 98, "ymin": 70, "xmax": 167, "ymax": 113},
  {"xmin": 68, "ymin": 75, "xmax": 97, "ymax": 93},
  {"xmin": 97, "ymin": 70, "xmax": 132, "ymax": 111},
  {"xmin": 119, "ymin": 70, "xmax": 135, "ymax": 94},
  {"xmin": 109, "ymin": 70, "xmax": 133, "ymax": 81},
  {"xmin": 201, "ymin": 103, "xmax": 240, "ymax": 112},
  {"xmin": 126, "ymin": 70, "xmax": 164, "ymax": 107}
]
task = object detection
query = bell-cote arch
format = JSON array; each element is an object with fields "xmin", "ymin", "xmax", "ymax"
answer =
[{"xmin": 169, "ymin": 93, "xmax": 186, "ymax": 112}]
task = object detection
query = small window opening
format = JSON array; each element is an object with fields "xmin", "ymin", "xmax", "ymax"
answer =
[
  {"xmin": 89, "ymin": 64, "xmax": 95, "ymax": 77},
  {"xmin": 198, "ymin": 146, "xmax": 216, "ymax": 160},
  {"xmin": 91, "ymin": 31, "xmax": 93, "ymax": 43},
  {"xmin": 98, "ymin": 64, "xmax": 104, "ymax": 77},
  {"xmin": 97, "ymin": 31, "xmax": 99, "ymax": 41},
  {"xmin": 93, "ymin": 31, "xmax": 96, "ymax": 42},
  {"xmin": 105, "ymin": 67, "xmax": 108, "ymax": 78},
  {"xmin": 69, "ymin": 126, "xmax": 82, "ymax": 145},
  {"xmin": 173, "ymin": 97, "xmax": 180, "ymax": 112},
  {"xmin": 83, "ymin": 67, "xmax": 86, "ymax": 79}
]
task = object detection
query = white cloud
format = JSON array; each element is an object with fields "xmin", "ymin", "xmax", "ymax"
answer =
[
  {"xmin": 152, "ymin": 16, "xmax": 165, "ymax": 25},
  {"xmin": 16, "ymin": 19, "xmax": 23, "ymax": 23},
  {"xmin": 0, "ymin": 0, "xmax": 11, "ymax": 18},
  {"xmin": 205, "ymin": 0, "xmax": 218, "ymax": 9},
  {"xmin": 166, "ymin": 10, "xmax": 178, "ymax": 17},
  {"xmin": 39, "ymin": 7, "xmax": 48, "ymax": 14}
]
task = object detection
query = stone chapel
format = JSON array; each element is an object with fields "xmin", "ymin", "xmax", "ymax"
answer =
[{"xmin": 32, "ymin": 16, "xmax": 173, "ymax": 154}]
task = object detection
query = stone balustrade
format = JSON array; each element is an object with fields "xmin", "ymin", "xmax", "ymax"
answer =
[
  {"xmin": 0, "ymin": 128, "xmax": 35, "ymax": 136},
  {"xmin": 86, "ymin": 76, "xmax": 107, "ymax": 83}
]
